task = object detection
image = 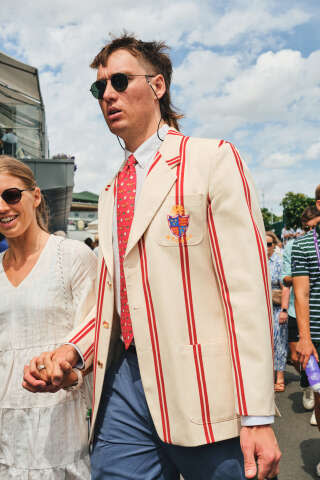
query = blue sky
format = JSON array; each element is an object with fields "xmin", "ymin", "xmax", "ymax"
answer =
[{"xmin": 1, "ymin": 0, "xmax": 319, "ymax": 214}]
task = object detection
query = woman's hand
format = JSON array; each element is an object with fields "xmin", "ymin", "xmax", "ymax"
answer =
[
  {"xmin": 279, "ymin": 311, "xmax": 288, "ymax": 324},
  {"xmin": 22, "ymin": 345, "xmax": 80, "ymax": 393}
]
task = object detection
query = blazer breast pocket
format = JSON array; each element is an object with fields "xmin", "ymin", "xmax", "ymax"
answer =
[{"xmin": 154, "ymin": 194, "xmax": 205, "ymax": 246}]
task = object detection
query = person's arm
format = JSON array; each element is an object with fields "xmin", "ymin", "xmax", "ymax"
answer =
[
  {"xmin": 23, "ymin": 242, "xmax": 98, "ymax": 392},
  {"xmin": 208, "ymin": 141, "xmax": 280, "ymax": 479},
  {"xmin": 279, "ymin": 285, "xmax": 290, "ymax": 324},
  {"xmin": 293, "ymin": 275, "xmax": 318, "ymax": 368},
  {"xmin": 291, "ymin": 241, "xmax": 318, "ymax": 369},
  {"xmin": 281, "ymin": 241, "xmax": 293, "ymax": 287}
]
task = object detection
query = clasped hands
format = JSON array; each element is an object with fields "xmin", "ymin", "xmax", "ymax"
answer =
[{"xmin": 23, "ymin": 344, "xmax": 80, "ymax": 393}]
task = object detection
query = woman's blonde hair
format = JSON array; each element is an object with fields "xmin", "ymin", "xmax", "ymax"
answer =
[
  {"xmin": 0, "ymin": 155, "xmax": 49, "ymax": 232},
  {"xmin": 265, "ymin": 230, "xmax": 279, "ymax": 245}
]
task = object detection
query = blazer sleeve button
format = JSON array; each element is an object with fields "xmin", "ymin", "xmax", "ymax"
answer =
[
  {"xmin": 97, "ymin": 360, "xmax": 103, "ymax": 368},
  {"xmin": 103, "ymin": 321, "xmax": 109, "ymax": 329}
]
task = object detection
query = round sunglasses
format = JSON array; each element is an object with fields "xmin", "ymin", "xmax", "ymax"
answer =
[
  {"xmin": 1, "ymin": 187, "xmax": 35, "ymax": 205},
  {"xmin": 90, "ymin": 73, "xmax": 155, "ymax": 99}
]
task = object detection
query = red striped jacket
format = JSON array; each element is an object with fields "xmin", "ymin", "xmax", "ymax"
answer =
[{"xmin": 66, "ymin": 129, "xmax": 275, "ymax": 446}]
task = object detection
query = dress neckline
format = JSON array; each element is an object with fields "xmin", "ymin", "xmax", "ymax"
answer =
[{"xmin": 0, "ymin": 235, "xmax": 53, "ymax": 289}]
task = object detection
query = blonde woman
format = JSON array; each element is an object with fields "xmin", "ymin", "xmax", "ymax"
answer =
[{"xmin": 0, "ymin": 156, "xmax": 96, "ymax": 479}]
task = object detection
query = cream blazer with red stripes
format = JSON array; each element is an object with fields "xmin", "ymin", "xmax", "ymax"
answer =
[{"xmin": 67, "ymin": 128, "xmax": 275, "ymax": 446}]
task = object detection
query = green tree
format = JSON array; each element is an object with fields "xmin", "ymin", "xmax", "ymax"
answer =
[
  {"xmin": 261, "ymin": 208, "xmax": 273, "ymax": 230},
  {"xmin": 280, "ymin": 192, "xmax": 314, "ymax": 229},
  {"xmin": 261, "ymin": 208, "xmax": 282, "ymax": 231}
]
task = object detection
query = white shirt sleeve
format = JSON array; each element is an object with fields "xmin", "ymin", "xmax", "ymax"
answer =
[
  {"xmin": 241, "ymin": 415, "xmax": 274, "ymax": 426},
  {"xmin": 63, "ymin": 342, "xmax": 85, "ymax": 369}
]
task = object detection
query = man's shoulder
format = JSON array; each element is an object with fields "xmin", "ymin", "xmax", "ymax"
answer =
[
  {"xmin": 292, "ymin": 231, "xmax": 314, "ymax": 256},
  {"xmin": 186, "ymin": 134, "xmax": 231, "ymax": 149},
  {"xmin": 180, "ymin": 134, "xmax": 240, "ymax": 164},
  {"xmin": 167, "ymin": 129, "xmax": 238, "ymax": 154},
  {"xmin": 294, "ymin": 231, "xmax": 313, "ymax": 246}
]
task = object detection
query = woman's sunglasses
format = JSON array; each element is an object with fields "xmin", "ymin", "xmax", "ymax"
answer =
[
  {"xmin": 1, "ymin": 187, "xmax": 35, "ymax": 205},
  {"xmin": 90, "ymin": 73, "xmax": 155, "ymax": 99},
  {"xmin": 267, "ymin": 242, "xmax": 274, "ymax": 247}
]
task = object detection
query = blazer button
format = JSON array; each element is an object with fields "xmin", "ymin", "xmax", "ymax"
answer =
[
  {"xmin": 97, "ymin": 360, "xmax": 103, "ymax": 368},
  {"xmin": 103, "ymin": 321, "xmax": 109, "ymax": 329},
  {"xmin": 107, "ymin": 281, "xmax": 112, "ymax": 288}
]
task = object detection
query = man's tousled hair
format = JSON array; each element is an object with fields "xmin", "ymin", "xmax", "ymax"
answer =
[
  {"xmin": 301, "ymin": 205, "xmax": 320, "ymax": 229},
  {"xmin": 90, "ymin": 33, "xmax": 183, "ymax": 130}
]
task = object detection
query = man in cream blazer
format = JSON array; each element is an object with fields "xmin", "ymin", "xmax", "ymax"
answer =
[{"xmin": 24, "ymin": 34, "xmax": 280, "ymax": 480}]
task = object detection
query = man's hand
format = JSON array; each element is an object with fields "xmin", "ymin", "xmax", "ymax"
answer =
[
  {"xmin": 296, "ymin": 337, "xmax": 319, "ymax": 370},
  {"xmin": 22, "ymin": 345, "xmax": 80, "ymax": 393},
  {"xmin": 240, "ymin": 425, "xmax": 281, "ymax": 479}
]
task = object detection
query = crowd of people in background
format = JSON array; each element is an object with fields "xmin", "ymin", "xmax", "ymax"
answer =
[{"xmin": 268, "ymin": 185, "xmax": 320, "ymax": 476}]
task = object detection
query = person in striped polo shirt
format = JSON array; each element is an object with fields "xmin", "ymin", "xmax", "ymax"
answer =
[{"xmin": 292, "ymin": 187, "xmax": 320, "ymax": 372}]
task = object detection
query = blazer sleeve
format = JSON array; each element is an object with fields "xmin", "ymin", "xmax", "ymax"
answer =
[
  {"xmin": 62, "ymin": 244, "xmax": 99, "ymax": 370},
  {"xmin": 207, "ymin": 141, "xmax": 275, "ymax": 417}
]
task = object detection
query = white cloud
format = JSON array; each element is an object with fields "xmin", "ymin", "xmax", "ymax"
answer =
[
  {"xmin": 306, "ymin": 142, "xmax": 320, "ymax": 160},
  {"xmin": 187, "ymin": 5, "xmax": 310, "ymax": 48},
  {"xmin": 262, "ymin": 152, "xmax": 298, "ymax": 169},
  {"xmin": 174, "ymin": 50, "xmax": 239, "ymax": 93},
  {"xmin": 0, "ymin": 0, "xmax": 318, "ymax": 206}
]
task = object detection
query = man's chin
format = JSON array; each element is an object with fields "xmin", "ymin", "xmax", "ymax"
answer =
[{"xmin": 107, "ymin": 122, "xmax": 125, "ymax": 137}]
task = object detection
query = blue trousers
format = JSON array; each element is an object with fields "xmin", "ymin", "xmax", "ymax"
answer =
[{"xmin": 91, "ymin": 348, "xmax": 246, "ymax": 480}]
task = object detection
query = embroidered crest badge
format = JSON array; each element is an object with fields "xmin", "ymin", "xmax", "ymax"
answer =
[{"xmin": 167, "ymin": 205, "xmax": 190, "ymax": 238}]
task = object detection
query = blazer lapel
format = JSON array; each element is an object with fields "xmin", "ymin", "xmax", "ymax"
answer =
[
  {"xmin": 98, "ymin": 178, "xmax": 116, "ymax": 278},
  {"xmin": 125, "ymin": 129, "xmax": 183, "ymax": 257}
]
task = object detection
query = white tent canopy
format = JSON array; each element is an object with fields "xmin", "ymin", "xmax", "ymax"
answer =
[
  {"xmin": 0, "ymin": 51, "xmax": 48, "ymax": 158},
  {"xmin": 0, "ymin": 52, "xmax": 41, "ymax": 104}
]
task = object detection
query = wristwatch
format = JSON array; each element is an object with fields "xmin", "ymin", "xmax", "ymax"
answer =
[{"xmin": 281, "ymin": 308, "xmax": 288, "ymax": 313}]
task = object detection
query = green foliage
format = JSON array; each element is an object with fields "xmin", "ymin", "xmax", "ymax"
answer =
[
  {"xmin": 261, "ymin": 208, "xmax": 273, "ymax": 230},
  {"xmin": 261, "ymin": 208, "xmax": 282, "ymax": 230},
  {"xmin": 280, "ymin": 192, "xmax": 314, "ymax": 229}
]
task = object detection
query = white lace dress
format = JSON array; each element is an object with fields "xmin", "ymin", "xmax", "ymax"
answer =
[{"xmin": 0, "ymin": 235, "xmax": 97, "ymax": 479}]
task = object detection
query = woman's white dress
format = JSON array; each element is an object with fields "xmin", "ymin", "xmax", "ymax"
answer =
[{"xmin": 0, "ymin": 235, "xmax": 97, "ymax": 479}]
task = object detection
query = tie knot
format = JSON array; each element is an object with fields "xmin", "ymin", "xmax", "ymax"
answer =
[{"xmin": 127, "ymin": 154, "xmax": 136, "ymax": 167}]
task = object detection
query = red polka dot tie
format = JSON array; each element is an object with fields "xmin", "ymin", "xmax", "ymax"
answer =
[{"xmin": 117, "ymin": 154, "xmax": 137, "ymax": 349}]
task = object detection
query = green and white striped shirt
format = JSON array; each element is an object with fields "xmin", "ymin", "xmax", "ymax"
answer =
[{"xmin": 291, "ymin": 225, "xmax": 320, "ymax": 341}]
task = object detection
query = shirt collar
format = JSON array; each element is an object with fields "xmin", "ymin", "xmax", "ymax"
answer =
[{"xmin": 124, "ymin": 124, "xmax": 169, "ymax": 169}]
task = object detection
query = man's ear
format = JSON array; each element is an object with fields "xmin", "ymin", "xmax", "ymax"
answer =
[
  {"xmin": 316, "ymin": 199, "xmax": 320, "ymax": 212},
  {"xmin": 149, "ymin": 74, "xmax": 166, "ymax": 101}
]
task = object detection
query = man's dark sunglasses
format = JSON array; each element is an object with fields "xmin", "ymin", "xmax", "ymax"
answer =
[
  {"xmin": 90, "ymin": 73, "xmax": 155, "ymax": 99},
  {"xmin": 1, "ymin": 187, "xmax": 35, "ymax": 205}
]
